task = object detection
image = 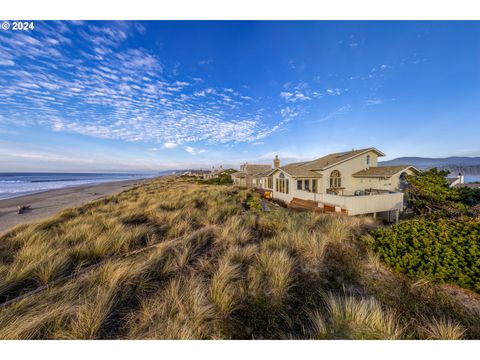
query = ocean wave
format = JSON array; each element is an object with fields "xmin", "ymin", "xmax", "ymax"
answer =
[
  {"xmin": 0, "ymin": 173, "xmax": 155, "ymax": 200},
  {"xmin": 30, "ymin": 178, "xmax": 114, "ymax": 183},
  {"xmin": 0, "ymin": 180, "xmax": 25, "ymax": 184}
]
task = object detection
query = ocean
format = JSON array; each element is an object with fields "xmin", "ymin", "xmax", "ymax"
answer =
[
  {"xmin": 465, "ymin": 175, "xmax": 480, "ymax": 183},
  {"xmin": 0, "ymin": 172, "xmax": 160, "ymax": 200}
]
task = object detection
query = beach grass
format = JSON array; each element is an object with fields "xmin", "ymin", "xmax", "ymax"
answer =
[{"xmin": 0, "ymin": 176, "xmax": 478, "ymax": 339}]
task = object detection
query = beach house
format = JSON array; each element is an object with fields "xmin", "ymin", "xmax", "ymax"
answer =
[
  {"xmin": 231, "ymin": 163, "xmax": 272, "ymax": 188},
  {"xmin": 203, "ymin": 166, "xmax": 225, "ymax": 180},
  {"xmin": 261, "ymin": 148, "xmax": 418, "ymax": 221},
  {"xmin": 446, "ymin": 173, "xmax": 465, "ymax": 188}
]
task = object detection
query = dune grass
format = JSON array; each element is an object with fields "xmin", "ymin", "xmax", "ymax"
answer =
[
  {"xmin": 309, "ymin": 293, "xmax": 403, "ymax": 340},
  {"xmin": 0, "ymin": 176, "xmax": 478, "ymax": 339}
]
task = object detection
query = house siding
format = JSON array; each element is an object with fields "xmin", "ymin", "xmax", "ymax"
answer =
[{"xmin": 317, "ymin": 150, "xmax": 379, "ymax": 194}]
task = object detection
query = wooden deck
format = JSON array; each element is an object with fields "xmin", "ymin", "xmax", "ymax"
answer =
[{"xmin": 288, "ymin": 197, "xmax": 348, "ymax": 215}]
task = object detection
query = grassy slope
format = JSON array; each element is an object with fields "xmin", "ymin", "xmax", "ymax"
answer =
[{"xmin": 0, "ymin": 176, "xmax": 478, "ymax": 339}]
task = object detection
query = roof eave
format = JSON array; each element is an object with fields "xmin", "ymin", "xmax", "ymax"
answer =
[
  {"xmin": 352, "ymin": 165, "xmax": 420, "ymax": 178},
  {"xmin": 313, "ymin": 147, "xmax": 386, "ymax": 171}
]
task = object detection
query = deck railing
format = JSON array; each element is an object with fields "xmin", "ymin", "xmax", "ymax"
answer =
[{"xmin": 295, "ymin": 190, "xmax": 404, "ymax": 215}]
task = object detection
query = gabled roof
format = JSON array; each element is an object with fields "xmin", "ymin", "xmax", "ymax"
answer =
[
  {"xmin": 277, "ymin": 163, "xmax": 323, "ymax": 178},
  {"xmin": 302, "ymin": 147, "xmax": 385, "ymax": 170},
  {"xmin": 446, "ymin": 177, "xmax": 459, "ymax": 185},
  {"xmin": 265, "ymin": 147, "xmax": 385, "ymax": 178},
  {"xmin": 255, "ymin": 170, "xmax": 273, "ymax": 177},
  {"xmin": 241, "ymin": 164, "xmax": 272, "ymax": 175},
  {"xmin": 231, "ymin": 171, "xmax": 246, "ymax": 178},
  {"xmin": 352, "ymin": 165, "xmax": 419, "ymax": 178}
]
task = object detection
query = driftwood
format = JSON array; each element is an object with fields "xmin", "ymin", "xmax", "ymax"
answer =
[{"xmin": 17, "ymin": 205, "xmax": 31, "ymax": 214}]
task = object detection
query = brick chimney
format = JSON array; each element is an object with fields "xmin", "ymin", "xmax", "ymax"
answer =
[{"xmin": 273, "ymin": 155, "xmax": 280, "ymax": 168}]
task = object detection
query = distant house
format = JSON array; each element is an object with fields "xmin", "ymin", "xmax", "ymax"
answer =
[
  {"xmin": 448, "ymin": 174, "xmax": 480, "ymax": 189},
  {"xmin": 203, "ymin": 166, "xmax": 225, "ymax": 180},
  {"xmin": 260, "ymin": 148, "xmax": 418, "ymax": 221},
  {"xmin": 181, "ymin": 170, "xmax": 205, "ymax": 177},
  {"xmin": 447, "ymin": 173, "xmax": 465, "ymax": 188},
  {"xmin": 231, "ymin": 163, "xmax": 272, "ymax": 188}
]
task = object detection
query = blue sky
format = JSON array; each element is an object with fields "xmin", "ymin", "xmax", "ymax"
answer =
[{"xmin": 0, "ymin": 21, "xmax": 479, "ymax": 172}]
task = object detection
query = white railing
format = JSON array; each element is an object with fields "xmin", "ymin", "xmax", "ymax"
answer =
[
  {"xmin": 294, "ymin": 190, "xmax": 404, "ymax": 215},
  {"xmin": 295, "ymin": 189, "xmax": 317, "ymax": 201},
  {"xmin": 318, "ymin": 192, "xmax": 404, "ymax": 215}
]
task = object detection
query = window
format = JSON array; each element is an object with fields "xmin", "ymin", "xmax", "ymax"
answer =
[
  {"xmin": 297, "ymin": 180, "xmax": 302, "ymax": 190},
  {"xmin": 399, "ymin": 172, "xmax": 408, "ymax": 190},
  {"xmin": 277, "ymin": 172, "xmax": 289, "ymax": 194},
  {"xmin": 312, "ymin": 179, "xmax": 317, "ymax": 193},
  {"xmin": 276, "ymin": 178, "xmax": 279, "ymax": 192},
  {"xmin": 304, "ymin": 179, "xmax": 310, "ymax": 191},
  {"xmin": 268, "ymin": 177, "xmax": 273, "ymax": 189},
  {"xmin": 366, "ymin": 155, "xmax": 371, "ymax": 166},
  {"xmin": 330, "ymin": 170, "xmax": 342, "ymax": 188}
]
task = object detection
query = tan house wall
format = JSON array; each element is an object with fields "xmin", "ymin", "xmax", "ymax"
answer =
[
  {"xmin": 317, "ymin": 150, "xmax": 379, "ymax": 195},
  {"xmin": 233, "ymin": 175, "xmax": 264, "ymax": 188}
]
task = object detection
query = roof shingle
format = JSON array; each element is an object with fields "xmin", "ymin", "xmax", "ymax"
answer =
[
  {"xmin": 269, "ymin": 147, "xmax": 385, "ymax": 178},
  {"xmin": 352, "ymin": 165, "xmax": 416, "ymax": 178},
  {"xmin": 241, "ymin": 164, "xmax": 272, "ymax": 175}
]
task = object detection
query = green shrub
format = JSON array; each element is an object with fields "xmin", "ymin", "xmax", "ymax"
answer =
[
  {"xmin": 244, "ymin": 193, "xmax": 262, "ymax": 213},
  {"xmin": 369, "ymin": 218, "xmax": 480, "ymax": 291},
  {"xmin": 197, "ymin": 173, "xmax": 234, "ymax": 185}
]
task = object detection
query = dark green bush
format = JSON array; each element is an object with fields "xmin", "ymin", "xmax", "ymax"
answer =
[
  {"xmin": 197, "ymin": 173, "xmax": 234, "ymax": 185},
  {"xmin": 369, "ymin": 218, "xmax": 480, "ymax": 291}
]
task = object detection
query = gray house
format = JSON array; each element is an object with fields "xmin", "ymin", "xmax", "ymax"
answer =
[{"xmin": 231, "ymin": 163, "xmax": 272, "ymax": 188}]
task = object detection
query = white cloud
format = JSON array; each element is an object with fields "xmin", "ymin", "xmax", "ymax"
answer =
[
  {"xmin": 326, "ymin": 88, "xmax": 342, "ymax": 96},
  {"xmin": 184, "ymin": 146, "xmax": 196, "ymax": 154},
  {"xmin": 311, "ymin": 104, "xmax": 351, "ymax": 123},
  {"xmin": 163, "ymin": 142, "xmax": 178, "ymax": 149},
  {"xmin": 0, "ymin": 60, "xmax": 15, "ymax": 66},
  {"xmin": 0, "ymin": 21, "xmax": 284, "ymax": 147},
  {"xmin": 184, "ymin": 146, "xmax": 206, "ymax": 155},
  {"xmin": 198, "ymin": 59, "xmax": 213, "ymax": 65},
  {"xmin": 364, "ymin": 99, "xmax": 384, "ymax": 106}
]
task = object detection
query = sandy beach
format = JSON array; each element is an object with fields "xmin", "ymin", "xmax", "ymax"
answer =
[{"xmin": 0, "ymin": 179, "xmax": 149, "ymax": 235}]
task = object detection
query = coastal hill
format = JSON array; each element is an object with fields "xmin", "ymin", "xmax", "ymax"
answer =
[
  {"xmin": 380, "ymin": 156, "xmax": 480, "ymax": 175},
  {"xmin": 0, "ymin": 176, "xmax": 478, "ymax": 339}
]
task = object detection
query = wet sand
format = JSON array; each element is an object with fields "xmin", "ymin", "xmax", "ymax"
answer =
[{"xmin": 0, "ymin": 179, "xmax": 149, "ymax": 235}]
